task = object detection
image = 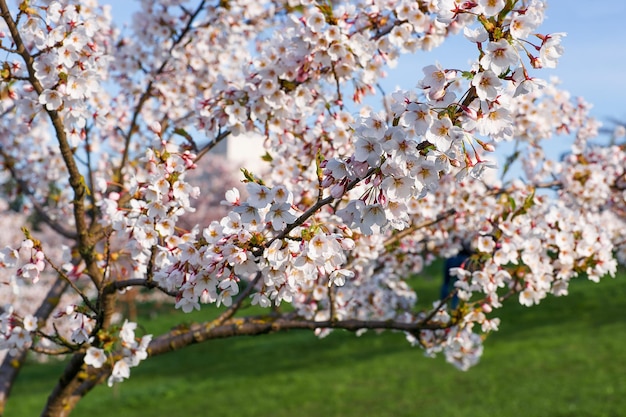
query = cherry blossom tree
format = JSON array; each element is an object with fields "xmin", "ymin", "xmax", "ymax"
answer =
[{"xmin": 0, "ymin": 0, "xmax": 624, "ymax": 416}]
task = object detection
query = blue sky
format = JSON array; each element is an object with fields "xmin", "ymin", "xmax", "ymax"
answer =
[
  {"xmin": 542, "ymin": 0, "xmax": 626, "ymax": 125},
  {"xmin": 383, "ymin": 0, "xmax": 626, "ymax": 130}
]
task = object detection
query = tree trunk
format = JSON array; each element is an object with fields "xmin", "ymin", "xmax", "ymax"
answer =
[{"xmin": 38, "ymin": 353, "xmax": 110, "ymax": 417}]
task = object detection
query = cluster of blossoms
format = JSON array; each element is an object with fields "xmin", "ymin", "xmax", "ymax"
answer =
[
  {"xmin": 84, "ymin": 320, "xmax": 151, "ymax": 386},
  {"xmin": 1, "ymin": 239, "xmax": 46, "ymax": 283},
  {"xmin": 97, "ymin": 137, "xmax": 200, "ymax": 280},
  {"xmin": 396, "ymin": 177, "xmax": 618, "ymax": 369},
  {"xmin": 21, "ymin": 1, "xmax": 113, "ymax": 145},
  {"xmin": 0, "ymin": 0, "xmax": 114, "ymax": 231},
  {"xmin": 411, "ymin": 320, "xmax": 486, "ymax": 371},
  {"xmin": 0, "ymin": 213, "xmax": 94, "ymax": 362},
  {"xmin": 558, "ymin": 146, "xmax": 626, "ymax": 264},
  {"xmin": 198, "ymin": 0, "xmax": 457, "ymax": 201},
  {"xmin": 0, "ymin": 236, "xmax": 53, "ymax": 357},
  {"xmin": 454, "ymin": 196, "xmax": 617, "ymax": 306},
  {"xmin": 0, "ymin": 307, "xmax": 37, "ymax": 357},
  {"xmin": 558, "ymin": 147, "xmax": 626, "ymax": 213},
  {"xmin": 151, "ymin": 180, "xmax": 354, "ymax": 313},
  {"xmin": 315, "ymin": 0, "xmax": 567, "ymax": 238}
]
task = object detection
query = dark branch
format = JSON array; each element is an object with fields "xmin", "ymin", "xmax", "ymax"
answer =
[
  {"xmin": 267, "ymin": 167, "xmax": 377, "ymax": 247},
  {"xmin": 193, "ymin": 129, "xmax": 231, "ymax": 163},
  {"xmin": 102, "ymin": 278, "xmax": 179, "ymax": 298},
  {"xmin": 148, "ymin": 313, "xmax": 449, "ymax": 358}
]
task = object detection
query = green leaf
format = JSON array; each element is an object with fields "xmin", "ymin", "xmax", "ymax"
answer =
[
  {"xmin": 240, "ymin": 168, "xmax": 264, "ymax": 185},
  {"xmin": 500, "ymin": 149, "xmax": 520, "ymax": 180},
  {"xmin": 522, "ymin": 189, "xmax": 536, "ymax": 211},
  {"xmin": 173, "ymin": 128, "xmax": 193, "ymax": 142},
  {"xmin": 511, "ymin": 189, "xmax": 535, "ymax": 220},
  {"xmin": 508, "ymin": 195, "xmax": 516, "ymax": 211}
]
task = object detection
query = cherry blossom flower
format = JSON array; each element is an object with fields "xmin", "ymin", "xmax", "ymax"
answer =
[
  {"xmin": 85, "ymin": 347, "xmax": 107, "ymax": 368},
  {"xmin": 480, "ymin": 39, "xmax": 518, "ymax": 75},
  {"xmin": 538, "ymin": 33, "xmax": 566, "ymax": 69},
  {"xmin": 246, "ymin": 183, "xmax": 273, "ymax": 209},
  {"xmin": 329, "ymin": 269, "xmax": 354, "ymax": 287},
  {"xmin": 266, "ymin": 202, "xmax": 297, "ymax": 231},
  {"xmin": 107, "ymin": 359, "xmax": 131, "ymax": 387},
  {"xmin": 477, "ymin": 0, "xmax": 505, "ymax": 17},
  {"xmin": 39, "ymin": 89, "xmax": 63, "ymax": 111},
  {"xmin": 472, "ymin": 70, "xmax": 502, "ymax": 101}
]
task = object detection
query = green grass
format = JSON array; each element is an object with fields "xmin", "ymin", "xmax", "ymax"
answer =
[{"xmin": 6, "ymin": 273, "xmax": 626, "ymax": 417}]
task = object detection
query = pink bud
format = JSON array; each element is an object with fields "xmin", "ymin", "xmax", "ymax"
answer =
[
  {"xmin": 330, "ymin": 183, "xmax": 346, "ymax": 199},
  {"xmin": 150, "ymin": 121, "xmax": 162, "ymax": 134},
  {"xmin": 377, "ymin": 191, "xmax": 387, "ymax": 206},
  {"xmin": 321, "ymin": 176, "xmax": 335, "ymax": 188},
  {"xmin": 482, "ymin": 143, "xmax": 495, "ymax": 152}
]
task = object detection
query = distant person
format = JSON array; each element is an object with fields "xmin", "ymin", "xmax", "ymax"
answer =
[{"xmin": 441, "ymin": 243, "xmax": 472, "ymax": 309}]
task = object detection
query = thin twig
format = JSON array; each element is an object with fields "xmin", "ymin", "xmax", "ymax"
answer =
[
  {"xmin": 214, "ymin": 271, "xmax": 263, "ymax": 326},
  {"xmin": 44, "ymin": 253, "xmax": 97, "ymax": 313},
  {"xmin": 383, "ymin": 208, "xmax": 456, "ymax": 247},
  {"xmin": 193, "ymin": 129, "xmax": 231, "ymax": 163},
  {"xmin": 267, "ymin": 167, "xmax": 377, "ymax": 246},
  {"xmin": 115, "ymin": 0, "xmax": 208, "ymax": 179},
  {"xmin": 102, "ymin": 278, "xmax": 179, "ymax": 298},
  {"xmin": 0, "ymin": 147, "xmax": 78, "ymax": 240}
]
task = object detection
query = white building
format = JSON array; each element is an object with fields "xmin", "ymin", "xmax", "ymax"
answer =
[{"xmin": 214, "ymin": 132, "xmax": 267, "ymax": 174}]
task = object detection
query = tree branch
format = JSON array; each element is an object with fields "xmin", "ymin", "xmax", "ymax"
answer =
[
  {"xmin": 0, "ymin": 0, "xmax": 101, "ymax": 282},
  {"xmin": 148, "ymin": 313, "xmax": 450, "ymax": 358},
  {"xmin": 45, "ymin": 254, "xmax": 97, "ymax": 313},
  {"xmin": 383, "ymin": 208, "xmax": 456, "ymax": 247},
  {"xmin": 40, "ymin": 352, "xmax": 87, "ymax": 417},
  {"xmin": 193, "ymin": 129, "xmax": 231, "ymax": 163},
  {"xmin": 0, "ymin": 4, "xmax": 114, "ymax": 416},
  {"xmin": 267, "ymin": 167, "xmax": 377, "ymax": 247},
  {"xmin": 102, "ymin": 278, "xmax": 179, "ymax": 298}
]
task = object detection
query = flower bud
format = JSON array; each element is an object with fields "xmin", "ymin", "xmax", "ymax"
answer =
[{"xmin": 150, "ymin": 121, "xmax": 162, "ymax": 134}]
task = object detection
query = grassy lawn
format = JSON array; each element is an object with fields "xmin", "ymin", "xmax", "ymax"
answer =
[{"xmin": 6, "ymin": 272, "xmax": 626, "ymax": 417}]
